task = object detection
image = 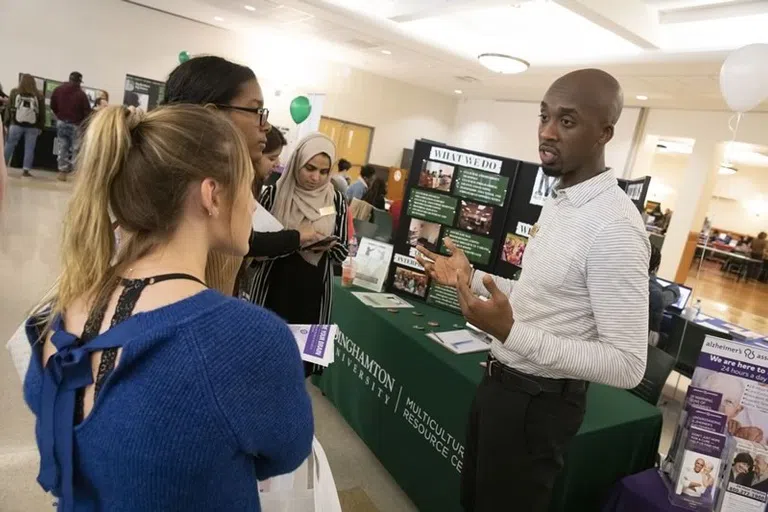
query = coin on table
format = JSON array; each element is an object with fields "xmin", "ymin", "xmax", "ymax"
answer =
[
  {"xmin": 412, "ymin": 311, "xmax": 424, "ymax": 317},
  {"xmin": 427, "ymin": 321, "xmax": 440, "ymax": 327},
  {"xmin": 413, "ymin": 325, "xmax": 425, "ymax": 331},
  {"xmin": 387, "ymin": 308, "xmax": 400, "ymax": 313}
]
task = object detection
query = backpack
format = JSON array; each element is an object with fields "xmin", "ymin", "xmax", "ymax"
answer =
[{"xmin": 15, "ymin": 94, "xmax": 38, "ymax": 124}]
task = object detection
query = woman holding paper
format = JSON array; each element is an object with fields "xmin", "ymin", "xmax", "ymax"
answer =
[
  {"xmin": 164, "ymin": 56, "xmax": 322, "ymax": 294},
  {"xmin": 241, "ymin": 133, "xmax": 348, "ymax": 370}
]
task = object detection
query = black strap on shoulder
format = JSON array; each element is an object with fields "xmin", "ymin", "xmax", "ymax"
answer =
[{"xmin": 74, "ymin": 272, "xmax": 207, "ymax": 423}]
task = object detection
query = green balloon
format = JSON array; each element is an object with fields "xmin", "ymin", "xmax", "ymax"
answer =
[
  {"xmin": 178, "ymin": 51, "xmax": 190, "ymax": 64},
  {"xmin": 290, "ymin": 96, "xmax": 312, "ymax": 124}
]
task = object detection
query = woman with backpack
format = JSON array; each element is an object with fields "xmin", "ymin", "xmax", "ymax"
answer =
[{"xmin": 3, "ymin": 74, "xmax": 45, "ymax": 177}]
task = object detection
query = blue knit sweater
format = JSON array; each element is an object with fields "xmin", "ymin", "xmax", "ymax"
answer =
[{"xmin": 23, "ymin": 290, "xmax": 313, "ymax": 511}]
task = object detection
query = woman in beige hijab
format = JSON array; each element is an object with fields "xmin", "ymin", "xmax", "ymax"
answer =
[{"xmin": 240, "ymin": 133, "xmax": 349, "ymax": 350}]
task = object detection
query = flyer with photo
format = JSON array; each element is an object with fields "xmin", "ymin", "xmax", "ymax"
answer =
[
  {"xmin": 353, "ymin": 238, "xmax": 393, "ymax": 292},
  {"xmin": 673, "ymin": 427, "xmax": 726, "ymax": 508},
  {"xmin": 718, "ymin": 439, "xmax": 768, "ymax": 512},
  {"xmin": 289, "ymin": 324, "xmax": 336, "ymax": 367}
]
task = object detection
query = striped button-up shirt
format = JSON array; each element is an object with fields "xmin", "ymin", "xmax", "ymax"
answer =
[{"xmin": 472, "ymin": 170, "xmax": 650, "ymax": 388}]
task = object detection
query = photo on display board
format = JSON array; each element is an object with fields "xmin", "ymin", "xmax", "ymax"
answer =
[
  {"xmin": 407, "ymin": 218, "xmax": 441, "ymax": 252},
  {"xmin": 500, "ymin": 234, "xmax": 528, "ymax": 267},
  {"xmin": 457, "ymin": 200, "xmax": 495, "ymax": 236},
  {"xmin": 530, "ymin": 167, "xmax": 557, "ymax": 206},
  {"xmin": 392, "ymin": 267, "xmax": 428, "ymax": 298},
  {"xmin": 123, "ymin": 91, "xmax": 149, "ymax": 111},
  {"xmin": 418, "ymin": 160, "xmax": 455, "ymax": 192}
]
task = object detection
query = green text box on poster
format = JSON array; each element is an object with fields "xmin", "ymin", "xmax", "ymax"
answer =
[
  {"xmin": 454, "ymin": 168, "xmax": 509, "ymax": 206},
  {"xmin": 426, "ymin": 283, "xmax": 461, "ymax": 313},
  {"xmin": 440, "ymin": 229, "xmax": 493, "ymax": 265},
  {"xmin": 408, "ymin": 189, "xmax": 458, "ymax": 224}
]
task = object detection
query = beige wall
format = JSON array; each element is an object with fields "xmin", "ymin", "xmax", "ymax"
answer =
[
  {"xmin": 2, "ymin": 0, "xmax": 457, "ymax": 169},
  {"xmin": 638, "ymin": 152, "xmax": 768, "ymax": 236}
]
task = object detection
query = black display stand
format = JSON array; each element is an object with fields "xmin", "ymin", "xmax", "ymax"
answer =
[{"xmin": 386, "ymin": 138, "xmax": 653, "ymax": 313}]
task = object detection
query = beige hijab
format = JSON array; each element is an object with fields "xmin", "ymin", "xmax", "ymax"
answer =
[{"xmin": 272, "ymin": 132, "xmax": 337, "ymax": 266}]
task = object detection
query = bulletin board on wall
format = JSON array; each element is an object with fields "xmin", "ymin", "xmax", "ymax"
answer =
[
  {"xmin": 123, "ymin": 74, "xmax": 166, "ymax": 111},
  {"xmin": 387, "ymin": 139, "xmax": 523, "ymax": 312}
]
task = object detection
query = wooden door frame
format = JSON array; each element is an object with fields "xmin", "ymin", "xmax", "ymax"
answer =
[{"xmin": 320, "ymin": 116, "xmax": 375, "ymax": 165}]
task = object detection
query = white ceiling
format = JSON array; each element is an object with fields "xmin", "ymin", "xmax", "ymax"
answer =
[{"xmin": 131, "ymin": 0, "xmax": 768, "ymax": 111}]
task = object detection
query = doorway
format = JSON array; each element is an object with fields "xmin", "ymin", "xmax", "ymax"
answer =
[{"xmin": 319, "ymin": 117, "xmax": 374, "ymax": 183}]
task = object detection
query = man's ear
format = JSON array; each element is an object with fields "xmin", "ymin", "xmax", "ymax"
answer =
[{"xmin": 599, "ymin": 124, "xmax": 615, "ymax": 145}]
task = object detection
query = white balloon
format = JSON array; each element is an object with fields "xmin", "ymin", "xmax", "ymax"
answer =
[{"xmin": 720, "ymin": 43, "xmax": 768, "ymax": 113}]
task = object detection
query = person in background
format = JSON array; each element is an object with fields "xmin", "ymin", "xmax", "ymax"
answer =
[
  {"xmin": 242, "ymin": 133, "xmax": 349, "ymax": 375},
  {"xmin": 0, "ymin": 83, "xmax": 9, "ymax": 133},
  {"xmin": 417, "ymin": 69, "xmax": 649, "ymax": 511},
  {"xmin": 164, "ymin": 56, "xmax": 321, "ymax": 294},
  {"xmin": 346, "ymin": 163, "xmax": 375, "ymax": 203},
  {"xmin": 751, "ymin": 232, "xmax": 767, "ymax": 260},
  {"xmin": 362, "ymin": 177, "xmax": 387, "ymax": 211},
  {"xmin": 648, "ymin": 246, "xmax": 680, "ymax": 346},
  {"xmin": 262, "ymin": 128, "xmax": 288, "ymax": 189},
  {"xmin": 50, "ymin": 72, "xmax": 91, "ymax": 181},
  {"xmin": 331, "ymin": 157, "xmax": 351, "ymax": 195},
  {"xmin": 0, "ymin": 132, "xmax": 7, "ymax": 208},
  {"xmin": 4, "ymin": 74, "xmax": 46, "ymax": 177},
  {"xmin": 23, "ymin": 104, "xmax": 312, "ymax": 511}
]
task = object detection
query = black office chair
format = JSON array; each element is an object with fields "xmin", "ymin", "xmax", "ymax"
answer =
[
  {"xmin": 630, "ymin": 344, "xmax": 676, "ymax": 406},
  {"xmin": 663, "ymin": 314, "xmax": 732, "ymax": 378}
]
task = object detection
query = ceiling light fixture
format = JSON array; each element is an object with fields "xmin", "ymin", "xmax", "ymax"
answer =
[
  {"xmin": 381, "ymin": 49, "xmax": 392, "ymax": 55},
  {"xmin": 477, "ymin": 53, "xmax": 529, "ymax": 74},
  {"xmin": 454, "ymin": 89, "xmax": 463, "ymax": 94},
  {"xmin": 636, "ymin": 95, "xmax": 648, "ymax": 101},
  {"xmin": 214, "ymin": 16, "xmax": 224, "ymax": 21},
  {"xmin": 718, "ymin": 164, "xmax": 738, "ymax": 175},
  {"xmin": 244, "ymin": 5, "xmax": 256, "ymax": 11}
]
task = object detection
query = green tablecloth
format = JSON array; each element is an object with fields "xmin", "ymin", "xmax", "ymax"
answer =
[{"xmin": 316, "ymin": 281, "xmax": 663, "ymax": 511}]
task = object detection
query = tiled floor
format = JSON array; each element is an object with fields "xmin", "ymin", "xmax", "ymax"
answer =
[{"xmin": 0, "ymin": 168, "xmax": 416, "ymax": 511}]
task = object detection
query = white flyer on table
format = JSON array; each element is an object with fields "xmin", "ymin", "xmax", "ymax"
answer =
[
  {"xmin": 352, "ymin": 292, "xmax": 413, "ymax": 309},
  {"xmin": 252, "ymin": 206, "xmax": 284, "ymax": 232},
  {"xmin": 427, "ymin": 329, "xmax": 491, "ymax": 355},
  {"xmin": 353, "ymin": 238, "xmax": 394, "ymax": 292},
  {"xmin": 289, "ymin": 324, "xmax": 337, "ymax": 367}
]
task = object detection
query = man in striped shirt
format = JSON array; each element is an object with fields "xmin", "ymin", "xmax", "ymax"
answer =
[{"xmin": 417, "ymin": 69, "xmax": 650, "ymax": 511}]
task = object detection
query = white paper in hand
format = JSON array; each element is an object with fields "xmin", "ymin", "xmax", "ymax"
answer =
[{"xmin": 252, "ymin": 206, "xmax": 284, "ymax": 232}]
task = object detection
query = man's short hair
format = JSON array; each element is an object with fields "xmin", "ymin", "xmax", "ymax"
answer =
[
  {"xmin": 338, "ymin": 158, "xmax": 352, "ymax": 172},
  {"xmin": 360, "ymin": 164, "xmax": 376, "ymax": 179}
]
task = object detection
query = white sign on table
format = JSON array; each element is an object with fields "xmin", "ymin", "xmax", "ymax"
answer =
[{"xmin": 353, "ymin": 238, "xmax": 394, "ymax": 292}]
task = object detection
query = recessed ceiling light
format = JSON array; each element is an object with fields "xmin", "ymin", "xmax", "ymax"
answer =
[
  {"xmin": 636, "ymin": 95, "xmax": 648, "ymax": 101},
  {"xmin": 454, "ymin": 89, "xmax": 463, "ymax": 94},
  {"xmin": 381, "ymin": 50, "xmax": 392, "ymax": 55},
  {"xmin": 244, "ymin": 5, "xmax": 256, "ymax": 11},
  {"xmin": 214, "ymin": 16, "xmax": 224, "ymax": 21},
  {"xmin": 477, "ymin": 53, "xmax": 529, "ymax": 74}
]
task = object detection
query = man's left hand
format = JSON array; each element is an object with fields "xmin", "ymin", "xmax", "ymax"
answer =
[{"xmin": 456, "ymin": 270, "xmax": 514, "ymax": 342}]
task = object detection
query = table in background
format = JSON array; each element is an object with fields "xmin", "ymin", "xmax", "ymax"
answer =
[{"xmin": 316, "ymin": 280, "xmax": 663, "ymax": 512}]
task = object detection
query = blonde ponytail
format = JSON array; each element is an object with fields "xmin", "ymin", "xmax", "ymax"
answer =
[
  {"xmin": 55, "ymin": 107, "xmax": 136, "ymax": 318},
  {"xmin": 33, "ymin": 104, "xmax": 253, "ymax": 330}
]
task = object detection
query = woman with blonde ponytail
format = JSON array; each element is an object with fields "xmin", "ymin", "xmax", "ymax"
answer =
[{"xmin": 23, "ymin": 105, "xmax": 312, "ymax": 512}]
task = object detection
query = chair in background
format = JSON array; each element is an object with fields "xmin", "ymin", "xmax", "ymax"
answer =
[
  {"xmin": 370, "ymin": 208, "xmax": 393, "ymax": 242},
  {"xmin": 662, "ymin": 314, "xmax": 732, "ymax": 378},
  {"xmin": 630, "ymin": 345, "xmax": 676, "ymax": 406}
]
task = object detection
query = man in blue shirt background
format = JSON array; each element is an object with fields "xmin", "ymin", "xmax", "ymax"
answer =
[{"xmin": 346, "ymin": 164, "xmax": 376, "ymax": 203}]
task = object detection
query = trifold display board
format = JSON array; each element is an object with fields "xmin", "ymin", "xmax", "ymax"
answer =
[{"xmin": 387, "ymin": 140, "xmax": 544, "ymax": 313}]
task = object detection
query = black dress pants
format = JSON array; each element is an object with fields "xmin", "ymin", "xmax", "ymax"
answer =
[{"xmin": 460, "ymin": 360, "xmax": 588, "ymax": 512}]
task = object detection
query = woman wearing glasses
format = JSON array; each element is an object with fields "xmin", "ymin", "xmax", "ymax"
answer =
[
  {"xmin": 164, "ymin": 56, "xmax": 322, "ymax": 295},
  {"xmin": 240, "ymin": 133, "xmax": 349, "ymax": 376}
]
